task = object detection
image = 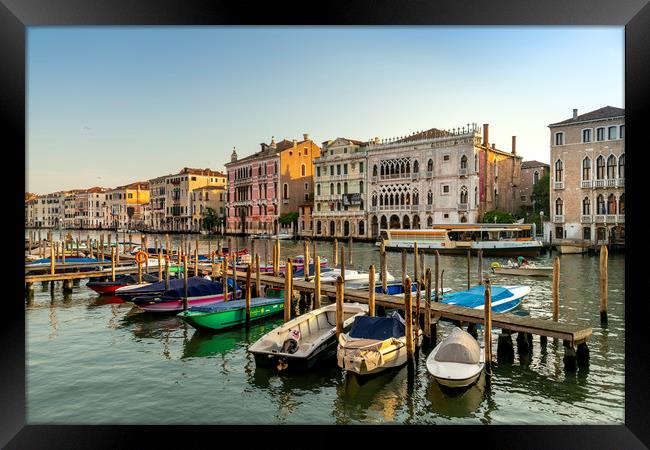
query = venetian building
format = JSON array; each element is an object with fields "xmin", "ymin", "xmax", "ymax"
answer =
[
  {"xmin": 312, "ymin": 138, "xmax": 368, "ymax": 238},
  {"xmin": 366, "ymin": 124, "xmax": 522, "ymax": 238},
  {"xmin": 549, "ymin": 106, "xmax": 625, "ymax": 244}
]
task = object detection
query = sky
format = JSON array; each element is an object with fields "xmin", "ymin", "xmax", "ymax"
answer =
[{"xmin": 27, "ymin": 26, "xmax": 624, "ymax": 194}]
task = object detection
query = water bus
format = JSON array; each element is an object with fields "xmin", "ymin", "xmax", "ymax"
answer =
[{"xmin": 377, "ymin": 224, "xmax": 543, "ymax": 257}]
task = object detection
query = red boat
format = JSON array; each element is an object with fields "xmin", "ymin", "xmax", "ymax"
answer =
[{"xmin": 87, "ymin": 274, "xmax": 159, "ymax": 295}]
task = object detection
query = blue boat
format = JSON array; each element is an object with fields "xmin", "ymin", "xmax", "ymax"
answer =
[{"xmin": 439, "ymin": 285, "xmax": 530, "ymax": 313}]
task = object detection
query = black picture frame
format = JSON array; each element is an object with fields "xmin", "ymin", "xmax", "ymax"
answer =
[{"xmin": 3, "ymin": 0, "xmax": 648, "ymax": 448}]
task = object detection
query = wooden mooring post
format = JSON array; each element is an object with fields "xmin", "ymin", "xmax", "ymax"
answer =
[
  {"xmin": 50, "ymin": 242, "xmax": 55, "ymax": 275},
  {"xmin": 314, "ymin": 256, "xmax": 321, "ymax": 309},
  {"xmin": 413, "ymin": 242, "xmax": 419, "ymax": 284},
  {"xmin": 348, "ymin": 236, "xmax": 353, "ymax": 266},
  {"xmin": 401, "ymin": 250, "xmax": 407, "ymax": 287},
  {"xmin": 255, "ymin": 254, "xmax": 261, "ymax": 297},
  {"xmin": 222, "ymin": 259, "xmax": 228, "ymax": 302},
  {"xmin": 284, "ymin": 259, "xmax": 293, "ymax": 322},
  {"xmin": 340, "ymin": 246, "xmax": 346, "ymax": 283},
  {"xmin": 183, "ymin": 255, "xmax": 189, "ymax": 311},
  {"xmin": 380, "ymin": 240, "xmax": 387, "ymax": 295},
  {"xmin": 158, "ymin": 250, "xmax": 163, "ymax": 280},
  {"xmin": 111, "ymin": 247, "xmax": 116, "ymax": 281},
  {"xmin": 333, "ymin": 238, "xmax": 338, "ymax": 267},
  {"xmin": 467, "ymin": 250, "xmax": 471, "ymax": 290},
  {"xmin": 478, "ymin": 249, "xmax": 483, "ymax": 285},
  {"xmin": 600, "ymin": 245, "xmax": 608, "ymax": 325},
  {"xmin": 304, "ymin": 239, "xmax": 310, "ymax": 279},
  {"xmin": 335, "ymin": 275, "xmax": 344, "ymax": 338},
  {"xmin": 484, "ymin": 277, "xmax": 493, "ymax": 375},
  {"xmin": 404, "ymin": 276, "xmax": 414, "ymax": 363},
  {"xmin": 368, "ymin": 265, "xmax": 376, "ymax": 317},
  {"xmin": 552, "ymin": 256, "xmax": 560, "ymax": 322},
  {"xmin": 424, "ymin": 268, "xmax": 432, "ymax": 342},
  {"xmin": 415, "ymin": 278, "xmax": 421, "ymax": 348},
  {"xmin": 245, "ymin": 263, "xmax": 252, "ymax": 326},
  {"xmin": 165, "ymin": 256, "xmax": 170, "ymax": 290}
]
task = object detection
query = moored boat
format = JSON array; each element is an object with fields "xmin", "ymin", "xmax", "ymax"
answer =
[
  {"xmin": 490, "ymin": 262, "xmax": 552, "ymax": 277},
  {"xmin": 439, "ymin": 284, "xmax": 530, "ymax": 313},
  {"xmin": 248, "ymin": 303, "xmax": 368, "ymax": 370},
  {"xmin": 337, "ymin": 311, "xmax": 422, "ymax": 376},
  {"xmin": 177, "ymin": 297, "xmax": 284, "ymax": 332},
  {"xmin": 130, "ymin": 277, "xmax": 242, "ymax": 313},
  {"xmin": 426, "ymin": 327, "xmax": 484, "ymax": 388},
  {"xmin": 87, "ymin": 273, "xmax": 159, "ymax": 295}
]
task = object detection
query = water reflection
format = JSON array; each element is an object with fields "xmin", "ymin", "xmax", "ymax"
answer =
[{"xmin": 423, "ymin": 372, "xmax": 486, "ymax": 419}]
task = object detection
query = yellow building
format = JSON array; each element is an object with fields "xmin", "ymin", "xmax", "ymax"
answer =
[{"xmin": 106, "ymin": 182, "xmax": 150, "ymax": 230}]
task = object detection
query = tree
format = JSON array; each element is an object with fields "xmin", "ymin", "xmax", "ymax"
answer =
[
  {"xmin": 278, "ymin": 212, "xmax": 299, "ymax": 226},
  {"xmin": 202, "ymin": 207, "xmax": 219, "ymax": 232},
  {"xmin": 481, "ymin": 210, "xmax": 515, "ymax": 224},
  {"xmin": 531, "ymin": 172, "xmax": 550, "ymax": 217}
]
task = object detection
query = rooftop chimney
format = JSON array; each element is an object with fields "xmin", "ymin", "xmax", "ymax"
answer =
[
  {"xmin": 491, "ymin": 143, "xmax": 495, "ymax": 149},
  {"xmin": 293, "ymin": 139, "xmax": 297, "ymax": 146},
  {"xmin": 303, "ymin": 133, "xmax": 309, "ymax": 141},
  {"xmin": 230, "ymin": 147, "xmax": 238, "ymax": 162},
  {"xmin": 482, "ymin": 124, "xmax": 489, "ymax": 147},
  {"xmin": 573, "ymin": 108, "xmax": 578, "ymax": 119},
  {"xmin": 512, "ymin": 136, "xmax": 517, "ymax": 155}
]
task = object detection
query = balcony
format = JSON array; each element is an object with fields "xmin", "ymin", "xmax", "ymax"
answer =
[
  {"xmin": 594, "ymin": 180, "xmax": 605, "ymax": 188},
  {"xmin": 554, "ymin": 182, "xmax": 564, "ymax": 190},
  {"xmin": 379, "ymin": 174, "xmax": 411, "ymax": 182},
  {"xmin": 553, "ymin": 215, "xmax": 564, "ymax": 224},
  {"xmin": 606, "ymin": 215, "xmax": 617, "ymax": 224},
  {"xmin": 410, "ymin": 204, "xmax": 419, "ymax": 212},
  {"xmin": 581, "ymin": 180, "xmax": 592, "ymax": 189},
  {"xmin": 605, "ymin": 179, "xmax": 617, "ymax": 188},
  {"xmin": 580, "ymin": 215, "xmax": 592, "ymax": 224},
  {"xmin": 459, "ymin": 167, "xmax": 468, "ymax": 177},
  {"xmin": 594, "ymin": 215, "xmax": 606, "ymax": 223},
  {"xmin": 369, "ymin": 206, "xmax": 377, "ymax": 213},
  {"xmin": 617, "ymin": 178, "xmax": 625, "ymax": 187},
  {"xmin": 457, "ymin": 203, "xmax": 468, "ymax": 211}
]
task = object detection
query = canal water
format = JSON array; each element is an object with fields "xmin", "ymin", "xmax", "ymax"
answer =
[{"xmin": 25, "ymin": 231, "xmax": 624, "ymax": 424}]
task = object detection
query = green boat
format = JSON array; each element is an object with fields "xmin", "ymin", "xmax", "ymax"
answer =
[{"xmin": 177, "ymin": 297, "xmax": 284, "ymax": 332}]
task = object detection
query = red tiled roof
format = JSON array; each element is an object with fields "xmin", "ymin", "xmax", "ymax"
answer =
[
  {"xmin": 178, "ymin": 167, "xmax": 226, "ymax": 177},
  {"xmin": 549, "ymin": 106, "xmax": 625, "ymax": 127},
  {"xmin": 521, "ymin": 160, "xmax": 549, "ymax": 169}
]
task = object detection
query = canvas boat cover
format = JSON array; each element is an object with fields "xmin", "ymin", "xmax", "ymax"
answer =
[
  {"xmin": 125, "ymin": 276, "xmax": 237, "ymax": 297},
  {"xmin": 188, "ymin": 297, "xmax": 283, "ymax": 313},
  {"xmin": 434, "ymin": 327, "xmax": 480, "ymax": 364},
  {"xmin": 28, "ymin": 257, "xmax": 99, "ymax": 265},
  {"xmin": 292, "ymin": 265, "xmax": 333, "ymax": 279},
  {"xmin": 440, "ymin": 285, "xmax": 515, "ymax": 308},
  {"xmin": 338, "ymin": 312, "xmax": 407, "ymax": 372},
  {"xmin": 348, "ymin": 311, "xmax": 406, "ymax": 340}
]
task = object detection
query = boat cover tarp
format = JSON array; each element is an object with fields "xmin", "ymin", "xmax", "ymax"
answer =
[
  {"xmin": 434, "ymin": 327, "xmax": 480, "ymax": 364},
  {"xmin": 123, "ymin": 276, "xmax": 237, "ymax": 297},
  {"xmin": 292, "ymin": 265, "xmax": 333, "ymax": 278},
  {"xmin": 163, "ymin": 277, "xmax": 239, "ymax": 299},
  {"xmin": 188, "ymin": 297, "xmax": 283, "ymax": 313},
  {"xmin": 28, "ymin": 257, "xmax": 99, "ymax": 265},
  {"xmin": 348, "ymin": 311, "xmax": 405, "ymax": 340},
  {"xmin": 440, "ymin": 285, "xmax": 514, "ymax": 308}
]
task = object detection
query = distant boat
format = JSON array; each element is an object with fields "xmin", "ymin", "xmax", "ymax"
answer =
[
  {"xmin": 248, "ymin": 302, "xmax": 368, "ymax": 370},
  {"xmin": 490, "ymin": 262, "xmax": 552, "ymax": 277},
  {"xmin": 337, "ymin": 311, "xmax": 422, "ymax": 376},
  {"xmin": 439, "ymin": 284, "xmax": 530, "ymax": 314},
  {"xmin": 554, "ymin": 239, "xmax": 590, "ymax": 254},
  {"xmin": 426, "ymin": 327, "xmax": 484, "ymax": 388},
  {"xmin": 318, "ymin": 269, "xmax": 395, "ymax": 285},
  {"xmin": 177, "ymin": 297, "xmax": 284, "ymax": 332}
]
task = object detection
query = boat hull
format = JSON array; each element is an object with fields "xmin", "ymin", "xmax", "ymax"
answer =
[
  {"xmin": 133, "ymin": 291, "xmax": 239, "ymax": 313},
  {"xmin": 178, "ymin": 299, "xmax": 284, "ymax": 331},
  {"xmin": 492, "ymin": 267, "xmax": 552, "ymax": 277}
]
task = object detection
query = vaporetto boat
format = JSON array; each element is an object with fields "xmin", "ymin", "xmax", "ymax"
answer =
[{"xmin": 377, "ymin": 224, "xmax": 543, "ymax": 257}]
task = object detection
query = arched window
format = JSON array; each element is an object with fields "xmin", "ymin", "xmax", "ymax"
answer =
[
  {"xmin": 330, "ymin": 183, "xmax": 334, "ymax": 195},
  {"xmin": 619, "ymin": 193, "xmax": 625, "ymax": 214},
  {"xmin": 358, "ymin": 220, "xmax": 365, "ymax": 235},
  {"xmin": 405, "ymin": 192, "xmax": 410, "ymax": 205},
  {"xmin": 337, "ymin": 183, "xmax": 341, "ymax": 194},
  {"xmin": 406, "ymin": 161, "xmax": 410, "ymax": 174},
  {"xmin": 274, "ymin": 161, "xmax": 278, "ymax": 174},
  {"xmin": 400, "ymin": 193, "xmax": 405, "ymax": 205},
  {"xmin": 372, "ymin": 193, "xmax": 377, "ymax": 206},
  {"xmin": 379, "ymin": 194, "xmax": 383, "ymax": 206},
  {"xmin": 343, "ymin": 182, "xmax": 348, "ymax": 195},
  {"xmin": 413, "ymin": 160, "xmax": 419, "ymax": 173},
  {"xmin": 582, "ymin": 157, "xmax": 591, "ymax": 180},
  {"xmin": 316, "ymin": 184, "xmax": 321, "ymax": 195},
  {"xmin": 474, "ymin": 154, "xmax": 478, "ymax": 172},
  {"xmin": 427, "ymin": 216, "xmax": 433, "ymax": 227},
  {"xmin": 582, "ymin": 197, "xmax": 591, "ymax": 215},
  {"xmin": 596, "ymin": 156, "xmax": 605, "ymax": 179},
  {"xmin": 359, "ymin": 181, "xmax": 364, "ymax": 194},
  {"xmin": 301, "ymin": 164, "xmax": 306, "ymax": 177},
  {"xmin": 427, "ymin": 190, "xmax": 433, "ymax": 205},
  {"xmin": 283, "ymin": 183, "xmax": 288, "ymax": 199},
  {"xmin": 316, "ymin": 221, "xmax": 322, "ymax": 234},
  {"xmin": 555, "ymin": 159, "xmax": 563, "ymax": 182},
  {"xmin": 607, "ymin": 155, "xmax": 616, "ymax": 179},
  {"xmin": 555, "ymin": 198, "xmax": 563, "ymax": 216},
  {"xmin": 389, "ymin": 194, "xmax": 394, "ymax": 206},
  {"xmin": 618, "ymin": 154, "xmax": 625, "ymax": 179},
  {"xmin": 460, "ymin": 155, "xmax": 467, "ymax": 169},
  {"xmin": 597, "ymin": 194, "xmax": 606, "ymax": 214},
  {"xmin": 400, "ymin": 162, "xmax": 405, "ymax": 175},
  {"xmin": 534, "ymin": 171, "xmax": 539, "ymax": 184},
  {"xmin": 381, "ymin": 165, "xmax": 385, "ymax": 176},
  {"xmin": 413, "ymin": 191, "xmax": 419, "ymax": 205},
  {"xmin": 607, "ymin": 194, "xmax": 617, "ymax": 214},
  {"xmin": 460, "ymin": 186, "xmax": 468, "ymax": 204},
  {"xmin": 427, "ymin": 159, "xmax": 433, "ymax": 172},
  {"xmin": 373, "ymin": 165, "xmax": 378, "ymax": 176},
  {"xmin": 474, "ymin": 187, "xmax": 478, "ymax": 205}
]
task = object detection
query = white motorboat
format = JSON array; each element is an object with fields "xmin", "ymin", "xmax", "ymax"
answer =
[
  {"xmin": 490, "ymin": 262, "xmax": 552, "ymax": 277},
  {"xmin": 426, "ymin": 327, "xmax": 485, "ymax": 388},
  {"xmin": 248, "ymin": 302, "xmax": 368, "ymax": 370},
  {"xmin": 337, "ymin": 311, "xmax": 422, "ymax": 376},
  {"xmin": 319, "ymin": 269, "xmax": 395, "ymax": 285}
]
